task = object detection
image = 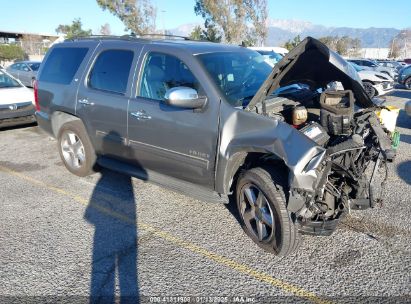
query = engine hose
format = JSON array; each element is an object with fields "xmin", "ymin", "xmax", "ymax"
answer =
[{"xmin": 327, "ymin": 134, "xmax": 364, "ymax": 156}]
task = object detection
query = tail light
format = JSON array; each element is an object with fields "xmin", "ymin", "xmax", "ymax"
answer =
[{"xmin": 34, "ymin": 80, "xmax": 40, "ymax": 111}]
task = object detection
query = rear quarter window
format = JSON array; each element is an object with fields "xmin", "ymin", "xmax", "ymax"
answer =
[{"xmin": 39, "ymin": 47, "xmax": 88, "ymax": 84}]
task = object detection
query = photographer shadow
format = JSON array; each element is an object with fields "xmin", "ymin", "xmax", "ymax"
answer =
[{"xmin": 84, "ymin": 132, "xmax": 146, "ymax": 303}]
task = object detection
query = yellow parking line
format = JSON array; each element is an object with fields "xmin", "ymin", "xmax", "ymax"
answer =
[{"xmin": 0, "ymin": 165, "xmax": 331, "ymax": 304}]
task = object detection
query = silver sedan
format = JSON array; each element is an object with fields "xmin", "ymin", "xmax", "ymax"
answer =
[{"xmin": 6, "ymin": 61, "xmax": 41, "ymax": 87}]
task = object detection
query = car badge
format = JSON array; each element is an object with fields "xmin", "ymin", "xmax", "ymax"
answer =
[{"xmin": 9, "ymin": 104, "xmax": 18, "ymax": 110}]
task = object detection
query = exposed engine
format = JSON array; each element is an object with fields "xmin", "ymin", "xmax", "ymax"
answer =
[{"xmin": 256, "ymin": 86, "xmax": 397, "ymax": 235}]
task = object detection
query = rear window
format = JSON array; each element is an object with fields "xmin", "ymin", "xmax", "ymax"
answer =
[
  {"xmin": 88, "ymin": 49, "xmax": 134, "ymax": 94},
  {"xmin": 39, "ymin": 47, "xmax": 88, "ymax": 84},
  {"xmin": 28, "ymin": 62, "xmax": 40, "ymax": 71}
]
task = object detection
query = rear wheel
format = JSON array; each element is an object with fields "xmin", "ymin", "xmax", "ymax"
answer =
[
  {"xmin": 363, "ymin": 81, "xmax": 376, "ymax": 98},
  {"xmin": 57, "ymin": 120, "xmax": 97, "ymax": 177},
  {"xmin": 236, "ymin": 167, "xmax": 301, "ymax": 256}
]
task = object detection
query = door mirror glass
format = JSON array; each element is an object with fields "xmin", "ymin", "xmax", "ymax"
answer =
[{"xmin": 164, "ymin": 87, "xmax": 206, "ymax": 109}]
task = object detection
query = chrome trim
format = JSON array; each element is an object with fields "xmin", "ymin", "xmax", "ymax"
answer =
[{"xmin": 129, "ymin": 139, "xmax": 209, "ymax": 169}]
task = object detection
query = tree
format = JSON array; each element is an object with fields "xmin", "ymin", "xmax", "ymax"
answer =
[
  {"xmin": 56, "ymin": 19, "xmax": 92, "ymax": 39},
  {"xmin": 0, "ymin": 44, "xmax": 25, "ymax": 65},
  {"xmin": 194, "ymin": 0, "xmax": 267, "ymax": 45},
  {"xmin": 283, "ymin": 35, "xmax": 301, "ymax": 51},
  {"xmin": 21, "ymin": 34, "xmax": 44, "ymax": 55},
  {"xmin": 318, "ymin": 36, "xmax": 362, "ymax": 57},
  {"xmin": 244, "ymin": 0, "xmax": 268, "ymax": 46},
  {"xmin": 389, "ymin": 38, "xmax": 401, "ymax": 58},
  {"xmin": 189, "ymin": 24, "xmax": 221, "ymax": 42},
  {"xmin": 99, "ymin": 23, "xmax": 111, "ymax": 35},
  {"xmin": 96, "ymin": 0, "xmax": 156, "ymax": 35},
  {"xmin": 189, "ymin": 25, "xmax": 203, "ymax": 40},
  {"xmin": 389, "ymin": 29, "xmax": 411, "ymax": 59}
]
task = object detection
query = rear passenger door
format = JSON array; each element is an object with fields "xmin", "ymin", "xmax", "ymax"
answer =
[{"xmin": 76, "ymin": 42, "xmax": 142, "ymax": 159}]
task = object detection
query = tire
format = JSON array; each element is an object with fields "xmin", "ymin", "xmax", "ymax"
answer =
[
  {"xmin": 236, "ymin": 167, "xmax": 301, "ymax": 256},
  {"xmin": 57, "ymin": 120, "xmax": 97, "ymax": 177},
  {"xmin": 363, "ymin": 81, "xmax": 376, "ymax": 98},
  {"xmin": 405, "ymin": 77, "xmax": 411, "ymax": 90}
]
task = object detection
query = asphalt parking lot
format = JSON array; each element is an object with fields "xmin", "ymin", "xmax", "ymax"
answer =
[{"xmin": 0, "ymin": 90, "xmax": 410, "ymax": 303}]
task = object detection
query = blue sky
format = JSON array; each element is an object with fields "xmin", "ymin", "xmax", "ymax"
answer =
[{"xmin": 1, "ymin": 0, "xmax": 410, "ymax": 35}]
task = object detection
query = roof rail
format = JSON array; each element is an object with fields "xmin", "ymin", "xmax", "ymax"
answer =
[
  {"xmin": 136, "ymin": 33, "xmax": 192, "ymax": 40},
  {"xmin": 66, "ymin": 34, "xmax": 193, "ymax": 42},
  {"xmin": 66, "ymin": 35, "xmax": 147, "ymax": 42}
]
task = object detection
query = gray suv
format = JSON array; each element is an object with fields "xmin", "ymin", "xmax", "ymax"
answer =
[{"xmin": 35, "ymin": 36, "xmax": 395, "ymax": 256}]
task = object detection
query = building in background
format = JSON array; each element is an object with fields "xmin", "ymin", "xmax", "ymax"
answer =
[{"xmin": 0, "ymin": 30, "xmax": 60, "ymax": 62}]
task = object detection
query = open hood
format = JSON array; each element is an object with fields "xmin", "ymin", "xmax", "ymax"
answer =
[{"xmin": 246, "ymin": 37, "xmax": 374, "ymax": 111}]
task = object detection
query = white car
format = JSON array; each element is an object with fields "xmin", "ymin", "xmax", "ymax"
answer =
[
  {"xmin": 0, "ymin": 69, "xmax": 36, "ymax": 128},
  {"xmin": 350, "ymin": 63, "xmax": 394, "ymax": 98}
]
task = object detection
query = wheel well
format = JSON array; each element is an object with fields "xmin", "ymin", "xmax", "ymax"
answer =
[
  {"xmin": 51, "ymin": 111, "xmax": 81, "ymax": 137},
  {"xmin": 363, "ymin": 80, "xmax": 375, "ymax": 85},
  {"xmin": 227, "ymin": 152, "xmax": 288, "ymax": 194}
]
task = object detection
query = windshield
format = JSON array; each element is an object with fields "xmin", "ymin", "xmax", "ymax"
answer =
[
  {"xmin": 0, "ymin": 70, "xmax": 21, "ymax": 88},
  {"xmin": 197, "ymin": 51, "xmax": 272, "ymax": 107},
  {"xmin": 256, "ymin": 50, "xmax": 283, "ymax": 66},
  {"xmin": 350, "ymin": 62, "xmax": 364, "ymax": 72},
  {"xmin": 28, "ymin": 62, "xmax": 40, "ymax": 71}
]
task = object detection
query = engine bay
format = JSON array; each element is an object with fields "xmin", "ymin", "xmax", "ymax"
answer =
[{"xmin": 255, "ymin": 86, "xmax": 398, "ymax": 235}]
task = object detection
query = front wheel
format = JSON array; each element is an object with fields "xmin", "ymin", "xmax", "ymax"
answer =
[
  {"xmin": 57, "ymin": 120, "xmax": 97, "ymax": 177},
  {"xmin": 236, "ymin": 167, "xmax": 301, "ymax": 256}
]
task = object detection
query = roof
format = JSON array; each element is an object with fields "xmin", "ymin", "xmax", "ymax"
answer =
[{"xmin": 63, "ymin": 35, "xmax": 249, "ymax": 55}]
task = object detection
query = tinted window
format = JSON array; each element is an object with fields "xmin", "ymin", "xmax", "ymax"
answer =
[
  {"xmin": 139, "ymin": 52, "xmax": 200, "ymax": 101},
  {"xmin": 89, "ymin": 49, "xmax": 133, "ymax": 94},
  {"xmin": 10, "ymin": 63, "xmax": 21, "ymax": 70},
  {"xmin": 39, "ymin": 47, "xmax": 88, "ymax": 84},
  {"xmin": 362, "ymin": 60, "xmax": 376, "ymax": 67},
  {"xmin": 28, "ymin": 62, "xmax": 40, "ymax": 71},
  {"xmin": 21, "ymin": 64, "xmax": 30, "ymax": 72}
]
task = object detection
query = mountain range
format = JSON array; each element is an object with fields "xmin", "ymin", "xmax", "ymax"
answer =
[{"xmin": 170, "ymin": 19, "xmax": 401, "ymax": 48}]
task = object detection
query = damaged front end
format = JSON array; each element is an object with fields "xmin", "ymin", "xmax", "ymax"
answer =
[
  {"xmin": 245, "ymin": 37, "xmax": 397, "ymax": 236},
  {"xmin": 292, "ymin": 108, "xmax": 395, "ymax": 236}
]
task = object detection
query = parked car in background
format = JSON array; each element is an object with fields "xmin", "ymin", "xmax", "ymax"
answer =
[
  {"xmin": 0, "ymin": 69, "xmax": 36, "ymax": 128},
  {"xmin": 404, "ymin": 58, "xmax": 411, "ymax": 64},
  {"xmin": 376, "ymin": 60, "xmax": 404, "ymax": 73},
  {"xmin": 398, "ymin": 65, "xmax": 411, "ymax": 89},
  {"xmin": 348, "ymin": 58, "xmax": 397, "ymax": 80},
  {"xmin": 248, "ymin": 47, "xmax": 283, "ymax": 66},
  {"xmin": 350, "ymin": 62, "xmax": 394, "ymax": 98},
  {"xmin": 6, "ymin": 61, "xmax": 41, "ymax": 87}
]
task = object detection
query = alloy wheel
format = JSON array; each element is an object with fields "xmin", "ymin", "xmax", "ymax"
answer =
[
  {"xmin": 239, "ymin": 184, "xmax": 275, "ymax": 242},
  {"xmin": 60, "ymin": 130, "xmax": 86, "ymax": 169}
]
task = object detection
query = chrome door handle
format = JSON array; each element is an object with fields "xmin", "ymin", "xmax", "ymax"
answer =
[
  {"xmin": 78, "ymin": 98, "xmax": 94, "ymax": 106},
  {"xmin": 130, "ymin": 110, "xmax": 151, "ymax": 120}
]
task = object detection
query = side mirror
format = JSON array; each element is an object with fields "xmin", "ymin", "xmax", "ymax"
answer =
[{"xmin": 164, "ymin": 87, "xmax": 206, "ymax": 109}]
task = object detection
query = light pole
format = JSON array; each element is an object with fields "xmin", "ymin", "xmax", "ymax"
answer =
[{"xmin": 160, "ymin": 10, "xmax": 166, "ymax": 36}]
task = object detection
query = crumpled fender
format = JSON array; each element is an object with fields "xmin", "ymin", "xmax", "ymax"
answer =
[{"xmin": 215, "ymin": 108, "xmax": 326, "ymax": 194}]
